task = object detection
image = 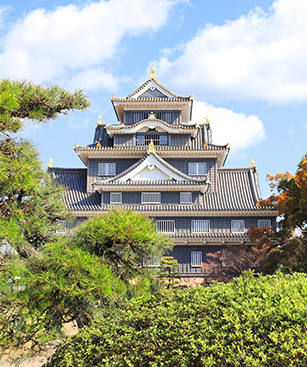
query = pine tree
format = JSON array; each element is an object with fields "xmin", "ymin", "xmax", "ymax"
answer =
[{"xmin": 0, "ymin": 79, "xmax": 89, "ymax": 256}]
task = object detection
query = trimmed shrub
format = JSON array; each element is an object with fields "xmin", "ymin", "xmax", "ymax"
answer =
[{"xmin": 45, "ymin": 272, "xmax": 307, "ymax": 367}]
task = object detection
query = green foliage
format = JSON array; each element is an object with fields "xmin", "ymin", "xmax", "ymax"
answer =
[
  {"xmin": 0, "ymin": 79, "xmax": 89, "ymax": 135},
  {"xmin": 158, "ymin": 256, "xmax": 180, "ymax": 288},
  {"xmin": 72, "ymin": 209, "xmax": 173, "ymax": 281},
  {"xmin": 0, "ymin": 239, "xmax": 126, "ymax": 354},
  {"xmin": 45, "ymin": 272, "xmax": 307, "ymax": 367},
  {"xmin": 0, "ymin": 79, "xmax": 89, "ymax": 256},
  {"xmin": 0, "ymin": 139, "xmax": 69, "ymax": 256}
]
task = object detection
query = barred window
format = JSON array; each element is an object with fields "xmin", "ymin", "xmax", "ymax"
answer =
[
  {"xmin": 56, "ymin": 220, "xmax": 67, "ymax": 234},
  {"xmin": 231, "ymin": 220, "xmax": 245, "ymax": 233},
  {"xmin": 133, "ymin": 112, "xmax": 142, "ymax": 124},
  {"xmin": 257, "ymin": 220, "xmax": 271, "ymax": 228},
  {"xmin": 222, "ymin": 250, "xmax": 233, "ymax": 266},
  {"xmin": 191, "ymin": 220, "xmax": 210, "ymax": 233},
  {"xmin": 141, "ymin": 192, "xmax": 161, "ymax": 204},
  {"xmin": 191, "ymin": 251, "xmax": 202, "ymax": 267},
  {"xmin": 188, "ymin": 163, "xmax": 207, "ymax": 175},
  {"xmin": 143, "ymin": 255, "xmax": 161, "ymax": 267},
  {"xmin": 98, "ymin": 163, "xmax": 116, "ymax": 176},
  {"xmin": 164, "ymin": 112, "xmax": 173, "ymax": 124},
  {"xmin": 135, "ymin": 133, "xmax": 168, "ymax": 146},
  {"xmin": 156, "ymin": 220, "xmax": 175, "ymax": 233},
  {"xmin": 180, "ymin": 192, "xmax": 192, "ymax": 204},
  {"xmin": 110, "ymin": 192, "xmax": 122, "ymax": 204}
]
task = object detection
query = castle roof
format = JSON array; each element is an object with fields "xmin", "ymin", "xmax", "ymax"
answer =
[
  {"xmin": 75, "ymin": 123, "xmax": 229, "ymax": 167},
  {"xmin": 111, "ymin": 67, "xmax": 193, "ymax": 123},
  {"xmin": 49, "ymin": 166, "xmax": 275, "ymax": 216}
]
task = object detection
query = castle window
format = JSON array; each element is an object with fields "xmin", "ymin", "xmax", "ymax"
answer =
[
  {"xmin": 257, "ymin": 220, "xmax": 271, "ymax": 228},
  {"xmin": 180, "ymin": 192, "xmax": 192, "ymax": 204},
  {"xmin": 156, "ymin": 220, "xmax": 175, "ymax": 233},
  {"xmin": 141, "ymin": 192, "xmax": 161, "ymax": 204},
  {"xmin": 191, "ymin": 251, "xmax": 202, "ymax": 267},
  {"xmin": 188, "ymin": 163, "xmax": 207, "ymax": 175},
  {"xmin": 98, "ymin": 163, "xmax": 116, "ymax": 176},
  {"xmin": 110, "ymin": 192, "xmax": 122, "ymax": 204},
  {"xmin": 191, "ymin": 220, "xmax": 210, "ymax": 233},
  {"xmin": 143, "ymin": 255, "xmax": 161, "ymax": 267},
  {"xmin": 56, "ymin": 220, "xmax": 67, "ymax": 234},
  {"xmin": 221, "ymin": 250, "xmax": 233, "ymax": 266},
  {"xmin": 164, "ymin": 112, "xmax": 173, "ymax": 124},
  {"xmin": 135, "ymin": 133, "xmax": 168, "ymax": 146},
  {"xmin": 133, "ymin": 112, "xmax": 142, "ymax": 124},
  {"xmin": 231, "ymin": 220, "xmax": 245, "ymax": 233}
]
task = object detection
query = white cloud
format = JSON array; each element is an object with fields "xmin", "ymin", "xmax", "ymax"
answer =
[
  {"xmin": 156, "ymin": 0, "xmax": 307, "ymax": 104},
  {"xmin": 0, "ymin": 0, "xmax": 177, "ymax": 86},
  {"xmin": 191, "ymin": 100, "xmax": 266, "ymax": 152}
]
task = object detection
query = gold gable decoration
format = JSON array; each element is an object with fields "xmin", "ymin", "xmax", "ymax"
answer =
[
  {"xmin": 249, "ymin": 159, "xmax": 256, "ymax": 168},
  {"xmin": 149, "ymin": 65, "xmax": 157, "ymax": 81},
  {"xmin": 47, "ymin": 159, "xmax": 54, "ymax": 168},
  {"xmin": 204, "ymin": 116, "xmax": 210, "ymax": 125},
  {"xmin": 149, "ymin": 112, "xmax": 155, "ymax": 120},
  {"xmin": 96, "ymin": 142, "xmax": 102, "ymax": 148},
  {"xmin": 147, "ymin": 139, "xmax": 156, "ymax": 154},
  {"xmin": 97, "ymin": 116, "xmax": 104, "ymax": 125}
]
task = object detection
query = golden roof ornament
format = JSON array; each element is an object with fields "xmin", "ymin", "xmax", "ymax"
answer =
[
  {"xmin": 47, "ymin": 159, "xmax": 54, "ymax": 168},
  {"xmin": 147, "ymin": 139, "xmax": 156, "ymax": 154},
  {"xmin": 96, "ymin": 141, "xmax": 101, "ymax": 148},
  {"xmin": 195, "ymin": 123, "xmax": 200, "ymax": 129},
  {"xmin": 74, "ymin": 144, "xmax": 77, "ymax": 150},
  {"xmin": 92, "ymin": 178, "xmax": 96, "ymax": 184},
  {"xmin": 226, "ymin": 144, "xmax": 230, "ymax": 149},
  {"xmin": 149, "ymin": 112, "xmax": 155, "ymax": 120},
  {"xmin": 204, "ymin": 116, "xmax": 210, "ymax": 124},
  {"xmin": 249, "ymin": 159, "xmax": 256, "ymax": 168},
  {"xmin": 206, "ymin": 178, "xmax": 211, "ymax": 185},
  {"xmin": 149, "ymin": 64, "xmax": 157, "ymax": 81},
  {"xmin": 203, "ymin": 142, "xmax": 209, "ymax": 148},
  {"xmin": 190, "ymin": 94, "xmax": 194, "ymax": 100},
  {"xmin": 97, "ymin": 116, "xmax": 103, "ymax": 125}
]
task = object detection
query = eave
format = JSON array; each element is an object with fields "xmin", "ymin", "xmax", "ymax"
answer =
[
  {"xmin": 74, "ymin": 146, "xmax": 230, "ymax": 168},
  {"xmin": 69, "ymin": 209, "xmax": 277, "ymax": 217},
  {"xmin": 105, "ymin": 118, "xmax": 199, "ymax": 138}
]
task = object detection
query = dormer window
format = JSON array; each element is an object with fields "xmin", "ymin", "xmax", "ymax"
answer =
[
  {"xmin": 135, "ymin": 132, "xmax": 169, "ymax": 146},
  {"xmin": 188, "ymin": 163, "xmax": 207, "ymax": 175},
  {"xmin": 98, "ymin": 163, "xmax": 116, "ymax": 176}
]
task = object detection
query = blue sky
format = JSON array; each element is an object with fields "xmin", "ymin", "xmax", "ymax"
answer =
[{"xmin": 1, "ymin": 0, "xmax": 307, "ymax": 198}]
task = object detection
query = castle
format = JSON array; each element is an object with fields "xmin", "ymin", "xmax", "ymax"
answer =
[{"xmin": 49, "ymin": 67, "xmax": 276, "ymax": 280}]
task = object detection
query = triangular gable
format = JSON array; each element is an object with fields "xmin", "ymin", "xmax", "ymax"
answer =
[
  {"xmin": 116, "ymin": 154, "xmax": 188, "ymax": 182},
  {"xmin": 127, "ymin": 79, "xmax": 178, "ymax": 100}
]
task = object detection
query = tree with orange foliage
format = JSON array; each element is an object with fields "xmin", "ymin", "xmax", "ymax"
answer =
[
  {"xmin": 257, "ymin": 153, "xmax": 307, "ymax": 273},
  {"xmin": 208, "ymin": 154, "xmax": 307, "ymax": 278}
]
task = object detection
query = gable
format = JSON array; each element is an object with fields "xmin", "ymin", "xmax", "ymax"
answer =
[{"xmin": 116, "ymin": 154, "xmax": 187, "ymax": 182}]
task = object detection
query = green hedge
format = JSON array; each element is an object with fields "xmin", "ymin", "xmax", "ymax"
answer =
[{"xmin": 45, "ymin": 272, "xmax": 307, "ymax": 367}]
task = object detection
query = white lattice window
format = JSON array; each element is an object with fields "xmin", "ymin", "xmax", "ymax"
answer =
[
  {"xmin": 191, "ymin": 220, "xmax": 210, "ymax": 233},
  {"xmin": 98, "ymin": 163, "xmax": 116, "ymax": 176},
  {"xmin": 180, "ymin": 192, "xmax": 192, "ymax": 204},
  {"xmin": 141, "ymin": 192, "xmax": 161, "ymax": 204},
  {"xmin": 191, "ymin": 251, "xmax": 202, "ymax": 267},
  {"xmin": 188, "ymin": 163, "xmax": 207, "ymax": 175},
  {"xmin": 156, "ymin": 220, "xmax": 175, "ymax": 233},
  {"xmin": 143, "ymin": 255, "xmax": 161, "ymax": 267},
  {"xmin": 257, "ymin": 220, "xmax": 271, "ymax": 228},
  {"xmin": 56, "ymin": 220, "xmax": 67, "ymax": 234},
  {"xmin": 110, "ymin": 192, "xmax": 122, "ymax": 204},
  {"xmin": 231, "ymin": 220, "xmax": 245, "ymax": 233}
]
